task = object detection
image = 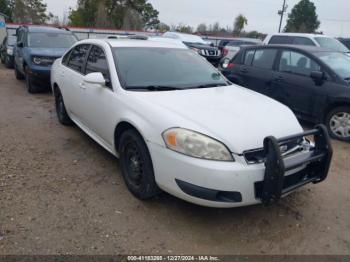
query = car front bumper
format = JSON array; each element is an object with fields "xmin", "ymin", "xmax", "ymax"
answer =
[
  {"xmin": 147, "ymin": 125, "xmax": 332, "ymax": 208},
  {"xmin": 27, "ymin": 65, "xmax": 52, "ymax": 83}
]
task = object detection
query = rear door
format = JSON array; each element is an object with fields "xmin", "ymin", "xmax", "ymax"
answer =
[
  {"xmin": 61, "ymin": 44, "xmax": 91, "ymax": 120},
  {"xmin": 271, "ymin": 49, "xmax": 325, "ymax": 119},
  {"xmin": 238, "ymin": 48, "xmax": 278, "ymax": 95}
]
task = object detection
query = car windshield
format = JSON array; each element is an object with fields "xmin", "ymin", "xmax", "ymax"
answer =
[
  {"xmin": 315, "ymin": 37, "xmax": 349, "ymax": 53},
  {"xmin": 28, "ymin": 33, "xmax": 77, "ymax": 48},
  {"xmin": 316, "ymin": 51, "xmax": 350, "ymax": 80},
  {"xmin": 113, "ymin": 47, "xmax": 228, "ymax": 90},
  {"xmin": 8, "ymin": 36, "xmax": 17, "ymax": 46}
]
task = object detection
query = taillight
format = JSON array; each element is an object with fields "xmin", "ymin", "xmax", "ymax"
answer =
[
  {"xmin": 227, "ymin": 63, "xmax": 235, "ymax": 69},
  {"xmin": 223, "ymin": 48, "xmax": 229, "ymax": 56}
]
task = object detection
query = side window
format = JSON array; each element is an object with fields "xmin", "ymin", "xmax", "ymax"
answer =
[
  {"xmin": 244, "ymin": 50, "xmax": 255, "ymax": 65},
  {"xmin": 67, "ymin": 44, "xmax": 90, "ymax": 73},
  {"xmin": 251, "ymin": 49, "xmax": 278, "ymax": 70},
  {"xmin": 85, "ymin": 46, "xmax": 110, "ymax": 80},
  {"xmin": 292, "ymin": 37, "xmax": 316, "ymax": 46},
  {"xmin": 279, "ymin": 51, "xmax": 321, "ymax": 77},
  {"xmin": 62, "ymin": 50, "xmax": 72, "ymax": 65},
  {"xmin": 269, "ymin": 36, "xmax": 292, "ymax": 44}
]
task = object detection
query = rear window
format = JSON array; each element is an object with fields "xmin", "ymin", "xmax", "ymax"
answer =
[
  {"xmin": 269, "ymin": 36, "xmax": 292, "ymax": 44},
  {"xmin": 251, "ymin": 49, "xmax": 278, "ymax": 70},
  {"xmin": 292, "ymin": 37, "xmax": 315, "ymax": 46}
]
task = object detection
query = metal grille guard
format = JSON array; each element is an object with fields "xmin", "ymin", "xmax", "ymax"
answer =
[{"xmin": 261, "ymin": 125, "xmax": 333, "ymax": 205}]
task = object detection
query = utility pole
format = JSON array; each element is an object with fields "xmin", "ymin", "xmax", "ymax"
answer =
[{"xmin": 278, "ymin": 0, "xmax": 288, "ymax": 32}]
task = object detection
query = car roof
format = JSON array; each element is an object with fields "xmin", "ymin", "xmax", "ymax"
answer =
[
  {"xmin": 266, "ymin": 33, "xmax": 332, "ymax": 38},
  {"xmin": 21, "ymin": 26, "xmax": 72, "ymax": 34},
  {"xmin": 77, "ymin": 38, "xmax": 189, "ymax": 49},
  {"xmin": 244, "ymin": 44, "xmax": 335, "ymax": 53}
]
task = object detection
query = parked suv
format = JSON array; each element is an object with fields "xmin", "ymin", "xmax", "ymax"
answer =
[
  {"xmin": 221, "ymin": 45, "xmax": 350, "ymax": 141},
  {"xmin": 163, "ymin": 32, "xmax": 222, "ymax": 66},
  {"xmin": 0, "ymin": 35, "xmax": 16, "ymax": 68},
  {"xmin": 264, "ymin": 33, "xmax": 350, "ymax": 55},
  {"xmin": 14, "ymin": 26, "xmax": 77, "ymax": 93}
]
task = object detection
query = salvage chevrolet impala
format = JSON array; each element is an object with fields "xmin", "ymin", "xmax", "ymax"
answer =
[{"xmin": 51, "ymin": 38, "xmax": 333, "ymax": 208}]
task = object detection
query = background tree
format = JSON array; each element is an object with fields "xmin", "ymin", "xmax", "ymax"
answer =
[
  {"xmin": 233, "ymin": 14, "xmax": 248, "ymax": 36},
  {"xmin": 284, "ymin": 0, "xmax": 320, "ymax": 33},
  {"xmin": 0, "ymin": 0, "xmax": 12, "ymax": 20},
  {"xmin": 69, "ymin": 0, "xmax": 159, "ymax": 30},
  {"xmin": 11, "ymin": 0, "xmax": 49, "ymax": 24},
  {"xmin": 196, "ymin": 23, "xmax": 207, "ymax": 34},
  {"xmin": 174, "ymin": 23, "xmax": 193, "ymax": 34}
]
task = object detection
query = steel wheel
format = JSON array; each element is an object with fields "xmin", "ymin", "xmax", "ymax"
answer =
[{"xmin": 119, "ymin": 129, "xmax": 161, "ymax": 199}]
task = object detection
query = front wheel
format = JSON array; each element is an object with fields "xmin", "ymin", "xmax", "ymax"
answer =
[
  {"xmin": 25, "ymin": 67, "xmax": 40, "ymax": 94},
  {"xmin": 325, "ymin": 106, "xmax": 350, "ymax": 142},
  {"xmin": 119, "ymin": 129, "xmax": 161, "ymax": 200},
  {"xmin": 14, "ymin": 63, "xmax": 24, "ymax": 80}
]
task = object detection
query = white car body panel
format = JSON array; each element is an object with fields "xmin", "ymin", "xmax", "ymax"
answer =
[{"xmin": 51, "ymin": 39, "xmax": 310, "ymax": 208}]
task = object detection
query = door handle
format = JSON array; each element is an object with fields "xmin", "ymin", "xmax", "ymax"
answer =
[{"xmin": 79, "ymin": 82, "xmax": 86, "ymax": 89}]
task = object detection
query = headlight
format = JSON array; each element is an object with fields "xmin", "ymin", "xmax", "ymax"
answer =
[
  {"xmin": 32, "ymin": 56, "xmax": 55, "ymax": 65},
  {"xmin": 162, "ymin": 128, "xmax": 234, "ymax": 161},
  {"xmin": 190, "ymin": 47, "xmax": 200, "ymax": 53},
  {"xmin": 7, "ymin": 48, "xmax": 13, "ymax": 55}
]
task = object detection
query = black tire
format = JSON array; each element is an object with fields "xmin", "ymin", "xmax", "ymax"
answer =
[
  {"xmin": 0, "ymin": 54, "xmax": 4, "ymax": 64},
  {"xmin": 4, "ymin": 56, "xmax": 12, "ymax": 68},
  {"xmin": 14, "ymin": 63, "xmax": 24, "ymax": 80},
  {"xmin": 25, "ymin": 67, "xmax": 41, "ymax": 94},
  {"xmin": 119, "ymin": 129, "xmax": 161, "ymax": 199},
  {"xmin": 55, "ymin": 88, "xmax": 73, "ymax": 126},
  {"xmin": 325, "ymin": 106, "xmax": 350, "ymax": 142}
]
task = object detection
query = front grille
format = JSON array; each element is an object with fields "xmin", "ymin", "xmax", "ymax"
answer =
[
  {"xmin": 199, "ymin": 49, "xmax": 221, "ymax": 57},
  {"xmin": 244, "ymin": 138, "xmax": 306, "ymax": 164}
]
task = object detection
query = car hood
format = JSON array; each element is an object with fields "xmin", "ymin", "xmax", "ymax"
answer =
[
  {"xmin": 27, "ymin": 48, "xmax": 68, "ymax": 57},
  {"xmin": 185, "ymin": 43, "xmax": 218, "ymax": 51},
  {"xmin": 132, "ymin": 85, "xmax": 303, "ymax": 153}
]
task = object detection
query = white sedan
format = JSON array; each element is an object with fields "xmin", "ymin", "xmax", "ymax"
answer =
[{"xmin": 51, "ymin": 38, "xmax": 333, "ymax": 208}]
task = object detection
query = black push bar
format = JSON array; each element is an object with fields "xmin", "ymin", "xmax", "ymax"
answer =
[{"xmin": 261, "ymin": 125, "xmax": 333, "ymax": 205}]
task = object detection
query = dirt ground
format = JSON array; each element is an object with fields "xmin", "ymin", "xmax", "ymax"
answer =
[{"xmin": 0, "ymin": 63, "xmax": 349, "ymax": 255}]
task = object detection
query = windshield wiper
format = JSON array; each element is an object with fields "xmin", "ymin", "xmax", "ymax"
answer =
[
  {"xmin": 184, "ymin": 83, "xmax": 228, "ymax": 89},
  {"xmin": 125, "ymin": 85, "xmax": 183, "ymax": 91}
]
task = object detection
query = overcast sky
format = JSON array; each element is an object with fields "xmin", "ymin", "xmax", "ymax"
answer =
[{"xmin": 44, "ymin": 0, "xmax": 350, "ymax": 37}]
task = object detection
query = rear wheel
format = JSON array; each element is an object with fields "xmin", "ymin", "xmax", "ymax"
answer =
[
  {"xmin": 55, "ymin": 88, "xmax": 73, "ymax": 126},
  {"xmin": 0, "ymin": 53, "xmax": 4, "ymax": 64},
  {"xmin": 326, "ymin": 106, "xmax": 350, "ymax": 142},
  {"xmin": 119, "ymin": 129, "xmax": 161, "ymax": 200}
]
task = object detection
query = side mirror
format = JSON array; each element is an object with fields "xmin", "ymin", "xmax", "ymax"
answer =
[
  {"xmin": 310, "ymin": 71, "xmax": 325, "ymax": 85},
  {"xmin": 83, "ymin": 72, "xmax": 106, "ymax": 86},
  {"xmin": 17, "ymin": 42, "xmax": 24, "ymax": 48}
]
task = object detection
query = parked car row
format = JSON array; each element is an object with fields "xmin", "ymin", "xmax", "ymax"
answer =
[{"xmin": 2, "ymin": 26, "xmax": 339, "ymax": 208}]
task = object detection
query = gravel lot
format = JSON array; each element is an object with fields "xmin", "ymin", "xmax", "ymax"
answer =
[{"xmin": 0, "ymin": 63, "xmax": 350, "ymax": 255}]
